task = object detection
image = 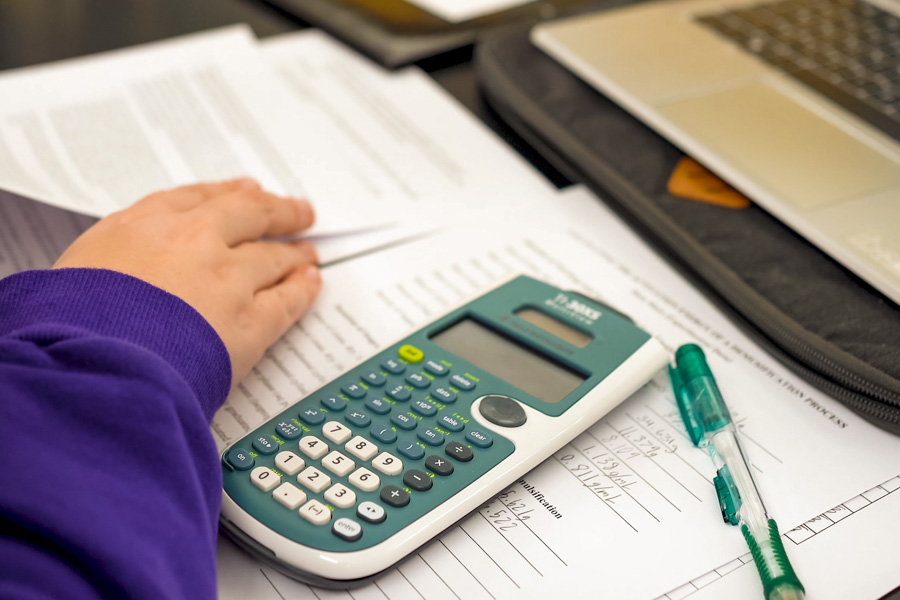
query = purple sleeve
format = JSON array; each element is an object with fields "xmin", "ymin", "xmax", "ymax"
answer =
[{"xmin": 0, "ymin": 268, "xmax": 232, "ymax": 600}]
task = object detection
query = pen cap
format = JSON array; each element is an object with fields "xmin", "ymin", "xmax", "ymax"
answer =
[{"xmin": 669, "ymin": 344, "xmax": 732, "ymax": 445}]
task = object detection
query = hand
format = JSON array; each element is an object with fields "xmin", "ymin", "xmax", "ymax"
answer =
[{"xmin": 53, "ymin": 178, "xmax": 322, "ymax": 384}]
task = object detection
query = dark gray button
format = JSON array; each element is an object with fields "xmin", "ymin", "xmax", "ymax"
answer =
[
  {"xmin": 478, "ymin": 395, "xmax": 527, "ymax": 428},
  {"xmin": 403, "ymin": 469, "xmax": 433, "ymax": 491},
  {"xmin": 425, "ymin": 455, "xmax": 454, "ymax": 476},
  {"xmin": 380, "ymin": 485, "xmax": 410, "ymax": 507},
  {"xmin": 445, "ymin": 441, "xmax": 473, "ymax": 462}
]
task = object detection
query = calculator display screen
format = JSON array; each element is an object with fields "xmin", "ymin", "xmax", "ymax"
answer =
[
  {"xmin": 515, "ymin": 308, "xmax": 593, "ymax": 348},
  {"xmin": 430, "ymin": 318, "xmax": 586, "ymax": 403}
]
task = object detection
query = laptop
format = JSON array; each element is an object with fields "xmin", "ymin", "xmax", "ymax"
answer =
[{"xmin": 531, "ymin": 0, "xmax": 900, "ymax": 306}]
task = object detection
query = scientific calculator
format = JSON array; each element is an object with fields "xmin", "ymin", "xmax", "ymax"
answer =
[{"xmin": 220, "ymin": 275, "xmax": 668, "ymax": 588}]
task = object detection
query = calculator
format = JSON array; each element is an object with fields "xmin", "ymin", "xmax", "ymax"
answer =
[{"xmin": 220, "ymin": 275, "xmax": 668, "ymax": 588}]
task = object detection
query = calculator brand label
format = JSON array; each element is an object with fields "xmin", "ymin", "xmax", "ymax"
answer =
[{"xmin": 546, "ymin": 293, "xmax": 601, "ymax": 324}]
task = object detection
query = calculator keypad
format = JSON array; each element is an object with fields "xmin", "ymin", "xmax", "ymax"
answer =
[{"xmin": 223, "ymin": 344, "xmax": 514, "ymax": 553}]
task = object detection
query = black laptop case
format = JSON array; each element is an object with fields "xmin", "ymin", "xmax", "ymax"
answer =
[{"xmin": 475, "ymin": 24, "xmax": 900, "ymax": 435}]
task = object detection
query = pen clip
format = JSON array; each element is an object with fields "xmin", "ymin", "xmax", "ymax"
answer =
[
  {"xmin": 713, "ymin": 465, "xmax": 742, "ymax": 525},
  {"xmin": 669, "ymin": 344, "xmax": 732, "ymax": 447},
  {"xmin": 668, "ymin": 362, "xmax": 706, "ymax": 446}
]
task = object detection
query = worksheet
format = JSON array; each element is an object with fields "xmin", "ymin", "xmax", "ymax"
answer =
[
  {"xmin": 214, "ymin": 187, "xmax": 900, "ymax": 600},
  {"xmin": 404, "ymin": 0, "xmax": 538, "ymax": 23},
  {"xmin": 663, "ymin": 475, "xmax": 900, "ymax": 600}
]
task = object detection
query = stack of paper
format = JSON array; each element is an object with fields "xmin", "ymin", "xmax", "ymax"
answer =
[{"xmin": 1, "ymin": 26, "xmax": 898, "ymax": 600}]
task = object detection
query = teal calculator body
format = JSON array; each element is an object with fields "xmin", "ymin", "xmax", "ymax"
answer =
[{"xmin": 220, "ymin": 275, "xmax": 668, "ymax": 588}]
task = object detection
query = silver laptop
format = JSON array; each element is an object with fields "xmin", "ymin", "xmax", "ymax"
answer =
[{"xmin": 532, "ymin": 0, "xmax": 900, "ymax": 306}]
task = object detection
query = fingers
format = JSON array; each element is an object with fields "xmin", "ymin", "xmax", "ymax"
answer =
[
  {"xmin": 251, "ymin": 263, "xmax": 322, "ymax": 350},
  {"xmin": 233, "ymin": 239, "xmax": 318, "ymax": 291},
  {"xmin": 202, "ymin": 188, "xmax": 315, "ymax": 246},
  {"xmin": 135, "ymin": 178, "xmax": 261, "ymax": 213}
]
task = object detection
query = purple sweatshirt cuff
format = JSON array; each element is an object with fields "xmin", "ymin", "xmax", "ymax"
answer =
[{"xmin": 0, "ymin": 268, "xmax": 231, "ymax": 421}]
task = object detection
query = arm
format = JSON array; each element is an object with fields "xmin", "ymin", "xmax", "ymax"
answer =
[{"xmin": 0, "ymin": 180, "xmax": 321, "ymax": 599}]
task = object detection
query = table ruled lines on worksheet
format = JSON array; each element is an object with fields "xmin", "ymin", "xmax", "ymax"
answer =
[
  {"xmin": 255, "ymin": 492, "xmax": 570, "ymax": 600},
  {"xmin": 550, "ymin": 383, "xmax": 791, "ymax": 537},
  {"xmin": 657, "ymin": 474, "xmax": 900, "ymax": 600}
]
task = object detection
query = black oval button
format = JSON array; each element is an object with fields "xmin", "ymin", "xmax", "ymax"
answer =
[{"xmin": 478, "ymin": 395, "xmax": 527, "ymax": 428}]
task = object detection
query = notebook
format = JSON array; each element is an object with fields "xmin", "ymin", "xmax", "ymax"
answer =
[{"xmin": 532, "ymin": 0, "xmax": 900, "ymax": 306}]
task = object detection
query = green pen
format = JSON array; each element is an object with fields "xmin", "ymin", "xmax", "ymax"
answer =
[{"xmin": 669, "ymin": 344, "xmax": 805, "ymax": 600}]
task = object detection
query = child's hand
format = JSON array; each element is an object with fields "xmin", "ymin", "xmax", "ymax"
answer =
[{"xmin": 53, "ymin": 178, "xmax": 321, "ymax": 385}]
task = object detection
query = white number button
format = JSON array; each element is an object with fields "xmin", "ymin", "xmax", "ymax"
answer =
[
  {"xmin": 324, "ymin": 483, "xmax": 357, "ymax": 508},
  {"xmin": 323, "ymin": 421, "xmax": 353, "ymax": 444},
  {"xmin": 250, "ymin": 467, "xmax": 281, "ymax": 492},
  {"xmin": 297, "ymin": 466, "xmax": 331, "ymax": 493},
  {"xmin": 348, "ymin": 467, "xmax": 380, "ymax": 492},
  {"xmin": 272, "ymin": 482, "xmax": 307, "ymax": 509},
  {"xmin": 275, "ymin": 451, "xmax": 305, "ymax": 476},
  {"xmin": 322, "ymin": 451, "xmax": 355, "ymax": 476},
  {"xmin": 250, "ymin": 467, "xmax": 280, "ymax": 491},
  {"xmin": 371, "ymin": 452, "xmax": 402, "ymax": 476},
  {"xmin": 298, "ymin": 435, "xmax": 328, "ymax": 460},
  {"xmin": 345, "ymin": 436, "xmax": 378, "ymax": 461},
  {"xmin": 299, "ymin": 499, "xmax": 331, "ymax": 525}
]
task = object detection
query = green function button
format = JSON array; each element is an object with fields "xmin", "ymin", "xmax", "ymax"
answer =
[
  {"xmin": 450, "ymin": 374, "xmax": 476, "ymax": 391},
  {"xmin": 381, "ymin": 358, "xmax": 406, "ymax": 375},
  {"xmin": 466, "ymin": 429, "xmax": 493, "ymax": 448},
  {"xmin": 398, "ymin": 344, "xmax": 424, "ymax": 363},
  {"xmin": 438, "ymin": 414, "xmax": 464, "ymax": 432},
  {"xmin": 252, "ymin": 435, "xmax": 278, "ymax": 455},
  {"xmin": 226, "ymin": 447, "xmax": 255, "ymax": 471},
  {"xmin": 431, "ymin": 387, "xmax": 457, "ymax": 404},
  {"xmin": 276, "ymin": 420, "xmax": 303, "ymax": 440},
  {"xmin": 361, "ymin": 370, "xmax": 386, "ymax": 386},
  {"xmin": 424, "ymin": 360, "xmax": 449, "ymax": 376}
]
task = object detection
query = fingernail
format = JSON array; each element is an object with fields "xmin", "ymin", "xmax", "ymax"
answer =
[
  {"xmin": 293, "ymin": 239, "xmax": 318, "ymax": 263},
  {"xmin": 304, "ymin": 265, "xmax": 321, "ymax": 285},
  {"xmin": 295, "ymin": 198, "xmax": 315, "ymax": 223},
  {"xmin": 238, "ymin": 177, "xmax": 260, "ymax": 189}
]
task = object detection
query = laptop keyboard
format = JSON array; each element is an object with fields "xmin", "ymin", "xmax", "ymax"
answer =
[{"xmin": 697, "ymin": 0, "xmax": 900, "ymax": 141}]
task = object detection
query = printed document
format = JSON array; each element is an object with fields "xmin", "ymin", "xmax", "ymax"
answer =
[
  {"xmin": 0, "ymin": 28, "xmax": 553, "ymax": 261},
  {"xmin": 213, "ymin": 186, "xmax": 900, "ymax": 600}
]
